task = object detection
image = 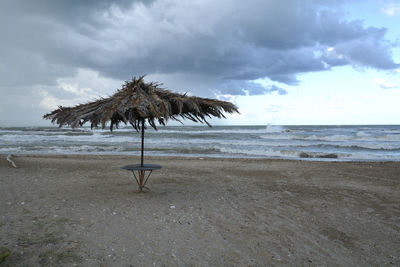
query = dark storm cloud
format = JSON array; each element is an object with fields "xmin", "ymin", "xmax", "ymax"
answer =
[
  {"xmin": 0, "ymin": 0, "xmax": 398, "ymax": 103},
  {"xmin": 0, "ymin": 0, "xmax": 152, "ymax": 88}
]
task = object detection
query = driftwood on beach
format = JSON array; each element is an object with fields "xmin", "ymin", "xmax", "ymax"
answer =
[
  {"xmin": 43, "ymin": 76, "xmax": 239, "ymax": 131},
  {"xmin": 6, "ymin": 154, "xmax": 17, "ymax": 168}
]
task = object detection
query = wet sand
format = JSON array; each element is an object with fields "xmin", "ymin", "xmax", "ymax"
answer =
[{"xmin": 1, "ymin": 155, "xmax": 399, "ymax": 266}]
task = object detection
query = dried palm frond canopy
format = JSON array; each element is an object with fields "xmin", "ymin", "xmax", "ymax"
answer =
[{"xmin": 43, "ymin": 76, "xmax": 239, "ymax": 130}]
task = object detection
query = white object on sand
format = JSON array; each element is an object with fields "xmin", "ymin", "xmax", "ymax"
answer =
[{"xmin": 6, "ymin": 154, "xmax": 17, "ymax": 168}]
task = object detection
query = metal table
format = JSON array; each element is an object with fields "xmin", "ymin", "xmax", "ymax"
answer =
[{"xmin": 122, "ymin": 164, "xmax": 162, "ymax": 192}]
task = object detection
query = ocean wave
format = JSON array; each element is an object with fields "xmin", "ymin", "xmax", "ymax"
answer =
[
  {"xmin": 155, "ymin": 126, "xmax": 288, "ymax": 135},
  {"xmin": 259, "ymin": 133, "xmax": 400, "ymax": 142},
  {"xmin": 1, "ymin": 125, "xmax": 400, "ymax": 161}
]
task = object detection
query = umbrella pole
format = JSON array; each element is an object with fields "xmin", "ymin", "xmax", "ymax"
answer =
[
  {"xmin": 141, "ymin": 118, "xmax": 144, "ymax": 167},
  {"xmin": 139, "ymin": 119, "xmax": 145, "ymax": 190}
]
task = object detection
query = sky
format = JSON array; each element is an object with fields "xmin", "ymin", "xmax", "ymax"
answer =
[{"xmin": 0, "ymin": 0, "xmax": 399, "ymax": 127}]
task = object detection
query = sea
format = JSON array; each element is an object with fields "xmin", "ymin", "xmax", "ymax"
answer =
[{"xmin": 1, "ymin": 125, "xmax": 400, "ymax": 161}]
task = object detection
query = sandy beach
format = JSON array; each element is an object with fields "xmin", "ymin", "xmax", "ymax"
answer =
[{"xmin": 1, "ymin": 155, "xmax": 399, "ymax": 266}]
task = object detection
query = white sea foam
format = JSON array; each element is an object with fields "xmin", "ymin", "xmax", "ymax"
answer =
[{"xmin": 265, "ymin": 124, "xmax": 285, "ymax": 133}]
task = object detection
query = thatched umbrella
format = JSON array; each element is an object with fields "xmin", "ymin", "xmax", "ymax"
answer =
[{"xmin": 44, "ymin": 76, "xmax": 239, "ymax": 190}]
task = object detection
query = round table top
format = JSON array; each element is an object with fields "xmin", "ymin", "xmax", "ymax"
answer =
[{"xmin": 122, "ymin": 164, "xmax": 162, "ymax": 171}]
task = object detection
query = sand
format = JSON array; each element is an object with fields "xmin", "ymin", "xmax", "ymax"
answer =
[{"xmin": 1, "ymin": 154, "xmax": 399, "ymax": 266}]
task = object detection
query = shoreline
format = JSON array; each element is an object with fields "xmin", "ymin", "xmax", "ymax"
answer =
[
  {"xmin": 2, "ymin": 153, "xmax": 399, "ymax": 163},
  {"xmin": 1, "ymin": 154, "xmax": 399, "ymax": 265}
]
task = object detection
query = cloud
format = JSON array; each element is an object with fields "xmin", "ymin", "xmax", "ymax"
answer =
[
  {"xmin": 374, "ymin": 78, "xmax": 399, "ymax": 89},
  {"xmin": 1, "ymin": 0, "xmax": 398, "ymax": 88},
  {"xmin": 37, "ymin": 68, "xmax": 123, "ymax": 109},
  {"xmin": 268, "ymin": 85, "xmax": 288, "ymax": 96},
  {"xmin": 332, "ymin": 28, "xmax": 398, "ymax": 69},
  {"xmin": 216, "ymin": 80, "xmax": 287, "ymax": 96},
  {"xmin": 380, "ymin": 1, "xmax": 400, "ymax": 16},
  {"xmin": 0, "ymin": 0, "xmax": 399, "ymax": 126}
]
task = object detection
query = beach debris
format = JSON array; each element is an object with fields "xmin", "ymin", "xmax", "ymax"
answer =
[
  {"xmin": 6, "ymin": 154, "xmax": 17, "ymax": 168},
  {"xmin": 170, "ymin": 205, "xmax": 176, "ymax": 209},
  {"xmin": 299, "ymin": 152, "xmax": 311, "ymax": 158},
  {"xmin": 320, "ymin": 153, "xmax": 338, "ymax": 159},
  {"xmin": 299, "ymin": 152, "xmax": 338, "ymax": 159}
]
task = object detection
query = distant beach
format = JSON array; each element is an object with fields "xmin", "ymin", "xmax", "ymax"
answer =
[
  {"xmin": 1, "ymin": 125, "xmax": 400, "ymax": 161},
  {"xmin": 1, "ymin": 155, "xmax": 399, "ymax": 265}
]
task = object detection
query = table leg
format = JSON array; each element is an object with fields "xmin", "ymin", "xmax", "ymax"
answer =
[
  {"xmin": 127, "ymin": 168, "xmax": 156, "ymax": 192},
  {"xmin": 139, "ymin": 170, "xmax": 145, "ymax": 191}
]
